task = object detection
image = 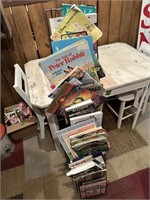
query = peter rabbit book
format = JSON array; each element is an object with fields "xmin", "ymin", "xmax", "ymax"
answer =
[
  {"xmin": 51, "ymin": 36, "xmax": 105, "ymax": 79},
  {"xmin": 51, "ymin": 5, "xmax": 102, "ymax": 43},
  {"xmin": 39, "ymin": 39, "xmax": 99, "ymax": 90}
]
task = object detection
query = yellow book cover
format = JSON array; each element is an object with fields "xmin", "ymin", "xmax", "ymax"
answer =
[{"xmin": 51, "ymin": 5, "xmax": 102, "ymax": 43}]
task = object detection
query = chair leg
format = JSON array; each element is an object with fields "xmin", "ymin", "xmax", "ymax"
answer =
[
  {"xmin": 117, "ymin": 101, "xmax": 125, "ymax": 129},
  {"xmin": 36, "ymin": 114, "xmax": 45, "ymax": 139},
  {"xmin": 142, "ymin": 86, "xmax": 150, "ymax": 114},
  {"xmin": 132, "ymin": 82, "xmax": 149, "ymax": 129}
]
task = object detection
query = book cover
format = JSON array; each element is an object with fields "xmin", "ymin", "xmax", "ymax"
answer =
[
  {"xmin": 70, "ymin": 110, "xmax": 103, "ymax": 127},
  {"xmin": 51, "ymin": 5, "xmax": 102, "ymax": 43},
  {"xmin": 40, "ymin": 39, "xmax": 99, "ymax": 89},
  {"xmin": 61, "ymin": 4, "xmax": 96, "ymax": 16},
  {"xmin": 51, "ymin": 36, "xmax": 105, "ymax": 79},
  {"xmin": 80, "ymin": 180, "xmax": 106, "ymax": 198},
  {"xmin": 51, "ymin": 35, "xmax": 94, "ymax": 56},
  {"xmin": 73, "ymin": 142, "xmax": 109, "ymax": 158},
  {"xmin": 59, "ymin": 84, "xmax": 101, "ymax": 110},
  {"xmin": 49, "ymin": 13, "xmax": 97, "ymax": 35},
  {"xmin": 56, "ymin": 118, "xmax": 97, "ymax": 160},
  {"xmin": 46, "ymin": 82, "xmax": 74, "ymax": 114},
  {"xmin": 48, "ymin": 67, "xmax": 99, "ymax": 100},
  {"xmin": 70, "ymin": 127, "xmax": 107, "ymax": 147},
  {"xmin": 56, "ymin": 118, "xmax": 97, "ymax": 138},
  {"xmin": 62, "ymin": 85, "xmax": 106, "ymax": 118}
]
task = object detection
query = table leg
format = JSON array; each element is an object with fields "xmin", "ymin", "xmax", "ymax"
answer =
[
  {"xmin": 45, "ymin": 112, "xmax": 66, "ymax": 157},
  {"xmin": 132, "ymin": 81, "xmax": 150, "ymax": 129}
]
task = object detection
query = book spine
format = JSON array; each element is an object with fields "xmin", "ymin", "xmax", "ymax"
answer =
[{"xmin": 57, "ymin": 135, "xmax": 75, "ymax": 160}]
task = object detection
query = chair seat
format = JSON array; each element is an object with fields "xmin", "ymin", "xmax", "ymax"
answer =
[{"xmin": 118, "ymin": 93, "xmax": 135, "ymax": 102}]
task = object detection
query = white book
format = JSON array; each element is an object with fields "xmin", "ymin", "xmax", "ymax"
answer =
[
  {"xmin": 65, "ymin": 99, "xmax": 93, "ymax": 112},
  {"xmin": 66, "ymin": 160, "xmax": 101, "ymax": 176},
  {"xmin": 70, "ymin": 110, "xmax": 103, "ymax": 127}
]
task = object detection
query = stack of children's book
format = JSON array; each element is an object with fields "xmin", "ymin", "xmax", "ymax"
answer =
[{"xmin": 39, "ymin": 3, "xmax": 109, "ymax": 198}]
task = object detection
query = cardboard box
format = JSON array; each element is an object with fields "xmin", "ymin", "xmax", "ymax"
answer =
[{"xmin": 4, "ymin": 104, "xmax": 38, "ymax": 140}]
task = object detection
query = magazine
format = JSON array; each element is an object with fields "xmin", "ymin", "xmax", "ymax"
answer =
[
  {"xmin": 51, "ymin": 5, "xmax": 102, "ymax": 43},
  {"xmin": 39, "ymin": 39, "xmax": 99, "ymax": 90}
]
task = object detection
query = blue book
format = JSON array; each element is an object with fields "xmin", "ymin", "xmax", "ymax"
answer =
[
  {"xmin": 39, "ymin": 39, "xmax": 99, "ymax": 90},
  {"xmin": 51, "ymin": 36, "xmax": 105, "ymax": 79},
  {"xmin": 61, "ymin": 4, "xmax": 96, "ymax": 16},
  {"xmin": 51, "ymin": 35, "xmax": 95, "ymax": 59}
]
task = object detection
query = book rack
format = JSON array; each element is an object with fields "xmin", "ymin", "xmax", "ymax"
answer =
[
  {"xmin": 44, "ymin": 4, "xmax": 107, "ymax": 198},
  {"xmin": 44, "ymin": 7, "xmax": 62, "ymax": 39},
  {"xmin": 44, "ymin": 5, "xmax": 99, "ymax": 57}
]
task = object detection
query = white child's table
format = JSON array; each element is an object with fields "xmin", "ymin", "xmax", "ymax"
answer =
[{"xmin": 25, "ymin": 42, "xmax": 150, "ymax": 147}]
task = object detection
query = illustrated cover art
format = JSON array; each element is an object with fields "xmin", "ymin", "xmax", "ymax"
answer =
[
  {"xmin": 51, "ymin": 36, "xmax": 105, "ymax": 79},
  {"xmin": 49, "ymin": 13, "xmax": 97, "ymax": 35},
  {"xmin": 61, "ymin": 4, "xmax": 96, "ymax": 16},
  {"xmin": 39, "ymin": 39, "xmax": 99, "ymax": 90},
  {"xmin": 51, "ymin": 5, "xmax": 102, "ymax": 43}
]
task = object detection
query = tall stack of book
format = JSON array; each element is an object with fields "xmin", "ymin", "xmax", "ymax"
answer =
[{"xmin": 41, "ymin": 3, "xmax": 109, "ymax": 198}]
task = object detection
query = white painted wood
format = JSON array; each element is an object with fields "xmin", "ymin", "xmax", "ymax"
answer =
[
  {"xmin": 24, "ymin": 58, "xmax": 53, "ymax": 108},
  {"xmin": 98, "ymin": 43, "xmax": 150, "ymax": 129},
  {"xmin": 13, "ymin": 64, "xmax": 46, "ymax": 139},
  {"xmin": 98, "ymin": 43, "xmax": 150, "ymax": 91}
]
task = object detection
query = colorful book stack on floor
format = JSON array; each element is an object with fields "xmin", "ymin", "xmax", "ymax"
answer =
[
  {"xmin": 67, "ymin": 155, "xmax": 107, "ymax": 198},
  {"xmin": 45, "ymin": 3, "xmax": 109, "ymax": 198}
]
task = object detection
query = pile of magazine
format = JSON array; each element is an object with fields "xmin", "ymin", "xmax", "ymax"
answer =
[{"xmin": 40, "ymin": 3, "xmax": 109, "ymax": 198}]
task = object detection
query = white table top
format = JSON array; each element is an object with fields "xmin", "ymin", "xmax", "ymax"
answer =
[
  {"xmin": 98, "ymin": 42, "xmax": 150, "ymax": 90},
  {"xmin": 25, "ymin": 42, "xmax": 150, "ymax": 108}
]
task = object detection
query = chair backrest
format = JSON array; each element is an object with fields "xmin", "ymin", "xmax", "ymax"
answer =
[{"xmin": 13, "ymin": 64, "xmax": 33, "ymax": 109}]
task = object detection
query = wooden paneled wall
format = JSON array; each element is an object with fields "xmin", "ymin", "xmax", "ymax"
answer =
[{"xmin": 1, "ymin": 0, "xmax": 142, "ymax": 123}]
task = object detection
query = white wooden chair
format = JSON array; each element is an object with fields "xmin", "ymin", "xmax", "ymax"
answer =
[
  {"xmin": 107, "ymin": 92, "xmax": 136, "ymax": 128},
  {"xmin": 107, "ymin": 84, "xmax": 150, "ymax": 129},
  {"xmin": 13, "ymin": 64, "xmax": 46, "ymax": 139}
]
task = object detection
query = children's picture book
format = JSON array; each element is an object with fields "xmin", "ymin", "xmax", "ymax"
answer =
[
  {"xmin": 51, "ymin": 35, "xmax": 94, "ymax": 55},
  {"xmin": 59, "ymin": 84, "xmax": 100, "ymax": 111},
  {"xmin": 48, "ymin": 66, "xmax": 99, "ymax": 100},
  {"xmin": 47, "ymin": 82, "xmax": 74, "ymax": 114},
  {"xmin": 49, "ymin": 13, "xmax": 97, "ymax": 34},
  {"xmin": 56, "ymin": 118, "xmax": 97, "ymax": 160},
  {"xmin": 57, "ymin": 118, "xmax": 97, "ymax": 138},
  {"xmin": 51, "ymin": 36, "xmax": 105, "ymax": 79},
  {"xmin": 39, "ymin": 39, "xmax": 99, "ymax": 90},
  {"xmin": 61, "ymin": 4, "xmax": 96, "ymax": 16},
  {"xmin": 70, "ymin": 110, "xmax": 103, "ymax": 127},
  {"xmin": 51, "ymin": 5, "xmax": 102, "ymax": 43}
]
